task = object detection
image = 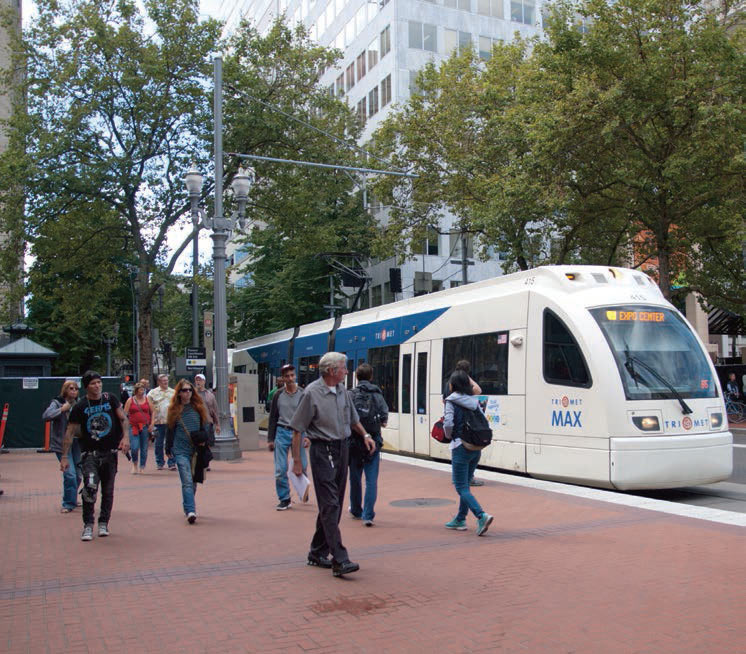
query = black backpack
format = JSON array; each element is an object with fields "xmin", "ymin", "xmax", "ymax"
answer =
[
  {"xmin": 459, "ymin": 406, "xmax": 493, "ymax": 451},
  {"xmin": 352, "ymin": 387, "xmax": 381, "ymax": 434}
]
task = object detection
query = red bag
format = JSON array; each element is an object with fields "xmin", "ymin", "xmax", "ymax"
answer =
[{"xmin": 430, "ymin": 417, "xmax": 451, "ymax": 443}]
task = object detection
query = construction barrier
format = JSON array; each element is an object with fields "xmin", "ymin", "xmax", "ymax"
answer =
[
  {"xmin": 37, "ymin": 422, "xmax": 51, "ymax": 453},
  {"xmin": 0, "ymin": 403, "xmax": 8, "ymax": 449}
]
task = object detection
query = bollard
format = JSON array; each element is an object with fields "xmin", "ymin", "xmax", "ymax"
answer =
[{"xmin": 37, "ymin": 422, "xmax": 51, "ymax": 453}]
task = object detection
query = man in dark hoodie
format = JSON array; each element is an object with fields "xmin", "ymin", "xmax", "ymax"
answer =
[{"xmin": 348, "ymin": 363, "xmax": 389, "ymax": 526}]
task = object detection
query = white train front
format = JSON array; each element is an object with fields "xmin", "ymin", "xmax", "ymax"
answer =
[{"xmin": 233, "ymin": 265, "xmax": 733, "ymax": 490}]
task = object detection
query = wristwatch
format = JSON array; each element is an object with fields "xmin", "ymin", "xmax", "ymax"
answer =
[{"xmin": 363, "ymin": 434, "xmax": 372, "ymax": 439}]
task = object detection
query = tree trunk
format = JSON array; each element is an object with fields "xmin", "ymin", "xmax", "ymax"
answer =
[
  {"xmin": 138, "ymin": 289, "xmax": 153, "ymax": 385},
  {"xmin": 657, "ymin": 247, "xmax": 671, "ymax": 301}
]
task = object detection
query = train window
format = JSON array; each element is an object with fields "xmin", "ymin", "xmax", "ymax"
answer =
[
  {"xmin": 417, "ymin": 352, "xmax": 428, "ymax": 414},
  {"xmin": 298, "ymin": 355, "xmax": 320, "ymax": 388},
  {"xmin": 543, "ymin": 310, "xmax": 591, "ymax": 387},
  {"xmin": 258, "ymin": 362, "xmax": 271, "ymax": 404},
  {"xmin": 368, "ymin": 345, "xmax": 399, "ymax": 412},
  {"xmin": 443, "ymin": 332, "xmax": 509, "ymax": 395},
  {"xmin": 401, "ymin": 354, "xmax": 412, "ymax": 414}
]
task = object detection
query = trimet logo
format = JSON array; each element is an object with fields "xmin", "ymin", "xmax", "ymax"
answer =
[
  {"xmin": 550, "ymin": 396, "xmax": 583, "ymax": 428},
  {"xmin": 665, "ymin": 416, "xmax": 706, "ymax": 430},
  {"xmin": 375, "ymin": 328, "xmax": 395, "ymax": 341}
]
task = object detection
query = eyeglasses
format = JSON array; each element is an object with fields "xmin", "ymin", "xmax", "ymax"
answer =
[{"xmin": 179, "ymin": 388, "xmax": 193, "ymax": 393}]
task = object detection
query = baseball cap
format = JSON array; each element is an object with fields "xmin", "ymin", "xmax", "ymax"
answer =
[{"xmin": 195, "ymin": 373, "xmax": 206, "ymax": 380}]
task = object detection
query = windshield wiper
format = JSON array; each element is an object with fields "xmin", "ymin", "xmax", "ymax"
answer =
[{"xmin": 623, "ymin": 346, "xmax": 692, "ymax": 414}]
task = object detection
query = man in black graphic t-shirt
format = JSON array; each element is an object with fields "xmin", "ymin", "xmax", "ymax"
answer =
[{"xmin": 61, "ymin": 371, "xmax": 129, "ymax": 541}]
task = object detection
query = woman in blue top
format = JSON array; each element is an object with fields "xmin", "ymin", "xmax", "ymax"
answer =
[
  {"xmin": 165, "ymin": 379, "xmax": 209, "ymax": 524},
  {"xmin": 442, "ymin": 370, "xmax": 494, "ymax": 536}
]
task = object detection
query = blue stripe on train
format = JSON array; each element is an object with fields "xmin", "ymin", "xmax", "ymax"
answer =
[{"xmin": 243, "ymin": 307, "xmax": 449, "ymax": 369}]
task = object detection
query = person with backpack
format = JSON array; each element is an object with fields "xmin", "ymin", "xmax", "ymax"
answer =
[
  {"xmin": 443, "ymin": 369, "xmax": 494, "ymax": 536},
  {"xmin": 348, "ymin": 363, "xmax": 389, "ymax": 526}
]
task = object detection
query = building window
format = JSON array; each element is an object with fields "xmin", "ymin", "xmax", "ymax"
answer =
[
  {"xmin": 368, "ymin": 36, "xmax": 379, "ymax": 70},
  {"xmin": 444, "ymin": 0, "xmax": 471, "ymax": 10},
  {"xmin": 381, "ymin": 74, "xmax": 392, "ymax": 106},
  {"xmin": 368, "ymin": 86, "xmax": 379, "ymax": 117},
  {"xmin": 414, "ymin": 226, "xmax": 440, "ymax": 255},
  {"xmin": 479, "ymin": 35, "xmax": 493, "ymax": 60},
  {"xmin": 356, "ymin": 97, "xmax": 367, "ymax": 123},
  {"xmin": 511, "ymin": 0, "xmax": 535, "ymax": 25},
  {"xmin": 345, "ymin": 62, "xmax": 355, "ymax": 91},
  {"xmin": 478, "ymin": 0, "xmax": 503, "ymax": 17},
  {"xmin": 356, "ymin": 51, "xmax": 366, "ymax": 81},
  {"xmin": 444, "ymin": 29, "xmax": 471, "ymax": 55},
  {"xmin": 449, "ymin": 232, "xmax": 474, "ymax": 258},
  {"xmin": 409, "ymin": 70, "xmax": 421, "ymax": 95},
  {"xmin": 380, "ymin": 25, "xmax": 391, "ymax": 57},
  {"xmin": 336, "ymin": 73, "xmax": 344, "ymax": 96},
  {"xmin": 409, "ymin": 21, "xmax": 437, "ymax": 52},
  {"xmin": 371, "ymin": 284, "xmax": 382, "ymax": 306},
  {"xmin": 383, "ymin": 281, "xmax": 394, "ymax": 304}
]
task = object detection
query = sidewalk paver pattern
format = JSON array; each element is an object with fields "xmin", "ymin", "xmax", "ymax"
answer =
[{"xmin": 1, "ymin": 449, "xmax": 745, "ymax": 653}]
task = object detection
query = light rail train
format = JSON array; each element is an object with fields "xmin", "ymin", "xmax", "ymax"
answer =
[{"xmin": 233, "ymin": 266, "xmax": 733, "ymax": 490}]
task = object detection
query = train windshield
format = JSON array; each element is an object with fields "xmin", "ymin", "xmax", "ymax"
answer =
[{"xmin": 590, "ymin": 305, "xmax": 717, "ymax": 400}]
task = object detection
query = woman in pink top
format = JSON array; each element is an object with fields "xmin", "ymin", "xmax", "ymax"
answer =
[{"xmin": 124, "ymin": 383, "xmax": 154, "ymax": 474}]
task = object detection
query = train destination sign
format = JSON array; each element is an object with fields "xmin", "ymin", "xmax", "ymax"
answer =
[{"xmin": 604, "ymin": 310, "xmax": 665, "ymax": 323}]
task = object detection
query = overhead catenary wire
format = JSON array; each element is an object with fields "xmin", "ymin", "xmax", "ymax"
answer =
[{"xmin": 223, "ymin": 82, "xmax": 409, "ymax": 174}]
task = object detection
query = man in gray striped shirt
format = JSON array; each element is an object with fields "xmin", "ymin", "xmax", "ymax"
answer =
[{"xmin": 291, "ymin": 352, "xmax": 375, "ymax": 577}]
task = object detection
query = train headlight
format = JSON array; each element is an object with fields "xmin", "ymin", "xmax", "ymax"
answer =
[
  {"xmin": 632, "ymin": 416, "xmax": 660, "ymax": 431},
  {"xmin": 709, "ymin": 412, "xmax": 723, "ymax": 429}
]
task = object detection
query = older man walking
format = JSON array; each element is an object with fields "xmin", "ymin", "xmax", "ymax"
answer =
[{"xmin": 290, "ymin": 352, "xmax": 375, "ymax": 577}]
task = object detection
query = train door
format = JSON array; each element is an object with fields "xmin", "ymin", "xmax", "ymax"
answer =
[
  {"xmin": 398, "ymin": 344, "xmax": 414, "ymax": 453},
  {"xmin": 413, "ymin": 341, "xmax": 431, "ymax": 455}
]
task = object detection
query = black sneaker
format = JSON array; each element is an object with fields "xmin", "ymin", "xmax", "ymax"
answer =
[
  {"xmin": 332, "ymin": 560, "xmax": 360, "ymax": 577},
  {"xmin": 307, "ymin": 553, "xmax": 333, "ymax": 569},
  {"xmin": 276, "ymin": 499, "xmax": 291, "ymax": 511}
]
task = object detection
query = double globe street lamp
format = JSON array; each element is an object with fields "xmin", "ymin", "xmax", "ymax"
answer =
[{"xmin": 185, "ymin": 164, "xmax": 254, "ymax": 460}]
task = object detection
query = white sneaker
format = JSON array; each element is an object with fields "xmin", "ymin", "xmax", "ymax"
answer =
[
  {"xmin": 187, "ymin": 512, "xmax": 197, "ymax": 524},
  {"xmin": 81, "ymin": 525, "xmax": 93, "ymax": 541}
]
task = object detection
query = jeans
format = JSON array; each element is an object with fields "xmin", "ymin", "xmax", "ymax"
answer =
[
  {"xmin": 129, "ymin": 428, "xmax": 149, "ymax": 469},
  {"xmin": 81, "ymin": 451, "xmax": 118, "ymax": 526},
  {"xmin": 174, "ymin": 453, "xmax": 197, "ymax": 515},
  {"xmin": 309, "ymin": 439, "xmax": 350, "ymax": 564},
  {"xmin": 451, "ymin": 444, "xmax": 484, "ymax": 521},
  {"xmin": 55, "ymin": 439, "xmax": 82, "ymax": 510},
  {"xmin": 154, "ymin": 424, "xmax": 175, "ymax": 469},
  {"xmin": 273, "ymin": 426, "xmax": 308, "ymax": 502},
  {"xmin": 349, "ymin": 448, "xmax": 381, "ymax": 521}
]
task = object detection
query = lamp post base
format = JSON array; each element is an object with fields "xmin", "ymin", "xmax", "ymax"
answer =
[{"xmin": 212, "ymin": 437, "xmax": 242, "ymax": 461}]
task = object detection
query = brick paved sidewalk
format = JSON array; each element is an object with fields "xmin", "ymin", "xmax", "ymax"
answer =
[{"xmin": 1, "ymin": 449, "xmax": 745, "ymax": 654}]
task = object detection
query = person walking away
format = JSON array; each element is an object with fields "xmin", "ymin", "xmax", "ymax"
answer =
[
  {"xmin": 124, "ymin": 383, "xmax": 153, "ymax": 474},
  {"xmin": 148, "ymin": 374, "xmax": 175, "ymax": 470},
  {"xmin": 165, "ymin": 379, "xmax": 210, "ymax": 524},
  {"xmin": 194, "ymin": 373, "xmax": 220, "ymax": 442},
  {"xmin": 452, "ymin": 360, "xmax": 484, "ymax": 487},
  {"xmin": 267, "ymin": 364, "xmax": 309, "ymax": 509},
  {"xmin": 43, "ymin": 380, "xmax": 81, "ymax": 513},
  {"xmin": 61, "ymin": 371, "xmax": 130, "ymax": 541},
  {"xmin": 290, "ymin": 352, "xmax": 375, "ymax": 577},
  {"xmin": 443, "ymin": 370, "xmax": 493, "ymax": 536},
  {"xmin": 348, "ymin": 363, "xmax": 388, "ymax": 526}
]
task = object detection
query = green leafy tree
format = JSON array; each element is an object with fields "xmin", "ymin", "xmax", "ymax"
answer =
[
  {"xmin": 531, "ymin": 0, "xmax": 746, "ymax": 299},
  {"xmin": 0, "ymin": 0, "xmax": 222, "ymax": 379},
  {"xmin": 222, "ymin": 21, "xmax": 377, "ymax": 336}
]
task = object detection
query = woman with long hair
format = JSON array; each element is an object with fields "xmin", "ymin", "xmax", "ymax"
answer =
[
  {"xmin": 165, "ymin": 379, "xmax": 209, "ymax": 524},
  {"xmin": 442, "ymin": 370, "xmax": 493, "ymax": 536},
  {"xmin": 42, "ymin": 380, "xmax": 81, "ymax": 512},
  {"xmin": 123, "ymin": 383, "xmax": 153, "ymax": 474}
]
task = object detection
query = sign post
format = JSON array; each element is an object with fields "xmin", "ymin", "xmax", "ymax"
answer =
[{"xmin": 185, "ymin": 347, "xmax": 207, "ymax": 375}]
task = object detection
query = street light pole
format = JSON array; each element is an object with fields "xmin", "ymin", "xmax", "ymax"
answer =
[
  {"xmin": 184, "ymin": 56, "xmax": 253, "ymax": 461},
  {"xmin": 192, "ymin": 225, "xmax": 199, "ymax": 348}
]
